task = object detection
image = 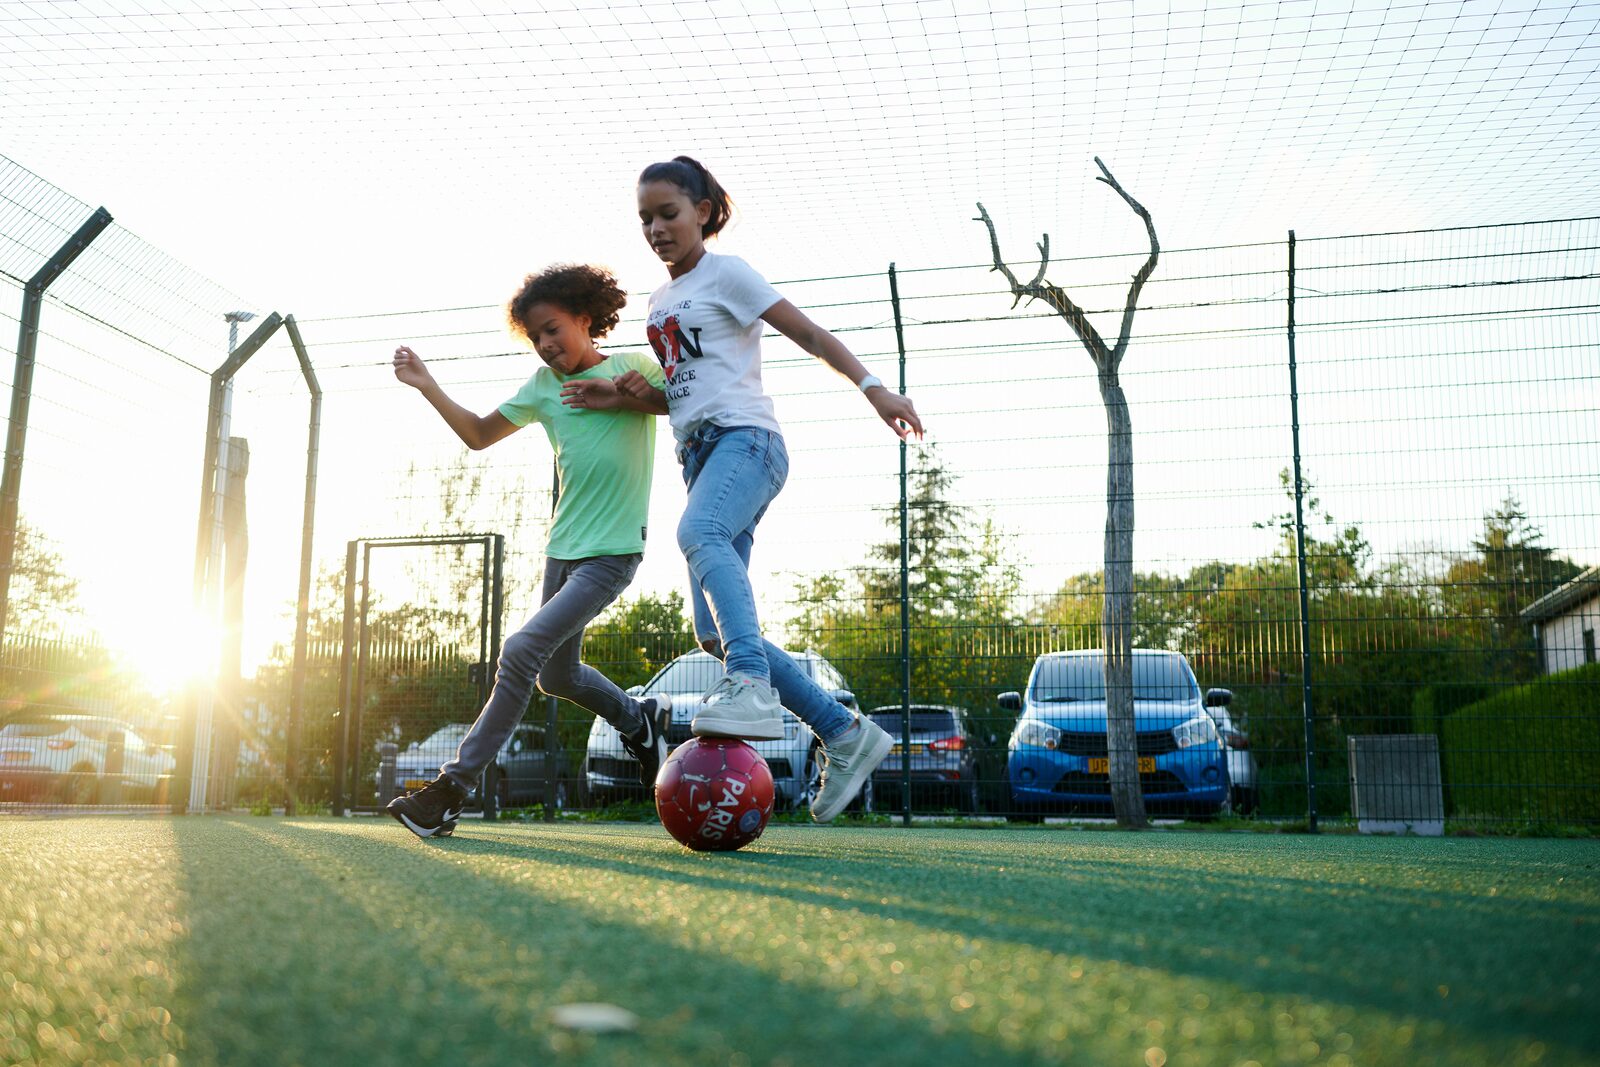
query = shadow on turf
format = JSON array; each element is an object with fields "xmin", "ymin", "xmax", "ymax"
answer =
[
  {"xmin": 362, "ymin": 819, "xmax": 1599, "ymax": 1056},
  {"xmin": 168, "ymin": 818, "xmax": 1019, "ymax": 1067}
]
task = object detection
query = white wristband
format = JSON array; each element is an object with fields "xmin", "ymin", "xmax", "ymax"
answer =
[{"xmin": 858, "ymin": 374, "xmax": 885, "ymax": 394}]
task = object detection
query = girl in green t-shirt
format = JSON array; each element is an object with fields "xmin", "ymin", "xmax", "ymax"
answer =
[{"xmin": 385, "ymin": 264, "xmax": 669, "ymax": 838}]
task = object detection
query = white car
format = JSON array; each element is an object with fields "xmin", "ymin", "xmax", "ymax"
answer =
[
  {"xmin": 585, "ymin": 649, "xmax": 860, "ymax": 812},
  {"xmin": 0, "ymin": 713, "xmax": 175, "ymax": 804}
]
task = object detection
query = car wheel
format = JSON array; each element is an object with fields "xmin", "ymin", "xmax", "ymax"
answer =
[
  {"xmin": 852, "ymin": 775, "xmax": 874, "ymax": 814},
  {"xmin": 57, "ymin": 764, "xmax": 100, "ymax": 805},
  {"xmin": 1001, "ymin": 769, "xmax": 1040, "ymax": 823},
  {"xmin": 796, "ymin": 746, "xmax": 821, "ymax": 813},
  {"xmin": 1233, "ymin": 786, "xmax": 1258, "ymax": 816},
  {"xmin": 959, "ymin": 777, "xmax": 980, "ymax": 815}
]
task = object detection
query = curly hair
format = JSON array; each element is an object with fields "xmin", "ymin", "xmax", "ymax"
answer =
[{"xmin": 507, "ymin": 263, "xmax": 627, "ymax": 341}]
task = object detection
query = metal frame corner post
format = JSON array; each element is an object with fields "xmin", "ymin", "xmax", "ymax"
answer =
[
  {"xmin": 889, "ymin": 263, "xmax": 912, "ymax": 827},
  {"xmin": 1286, "ymin": 230, "xmax": 1318, "ymax": 832},
  {"xmin": 175, "ymin": 312, "xmax": 286, "ymax": 814},
  {"xmin": 0, "ymin": 206, "xmax": 113, "ymax": 643},
  {"xmin": 282, "ymin": 315, "xmax": 322, "ymax": 816}
]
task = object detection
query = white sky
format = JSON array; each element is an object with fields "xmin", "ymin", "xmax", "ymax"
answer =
[{"xmin": 1, "ymin": 0, "xmax": 1596, "ymax": 683}]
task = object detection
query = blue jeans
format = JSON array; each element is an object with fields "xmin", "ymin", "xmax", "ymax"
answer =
[
  {"xmin": 677, "ymin": 424, "xmax": 852, "ymax": 743},
  {"xmin": 441, "ymin": 553, "xmax": 643, "ymax": 789}
]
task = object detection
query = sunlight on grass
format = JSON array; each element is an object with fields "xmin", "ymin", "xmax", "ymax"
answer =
[
  {"xmin": 2, "ymin": 818, "xmax": 1595, "ymax": 1066},
  {"xmin": 0, "ymin": 820, "xmax": 185, "ymax": 1064}
]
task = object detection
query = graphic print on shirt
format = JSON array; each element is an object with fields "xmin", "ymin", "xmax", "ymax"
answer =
[{"xmin": 648, "ymin": 303, "xmax": 702, "ymax": 403}]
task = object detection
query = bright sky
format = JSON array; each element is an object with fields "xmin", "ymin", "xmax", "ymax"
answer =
[{"xmin": 1, "ymin": 0, "xmax": 1596, "ymax": 687}]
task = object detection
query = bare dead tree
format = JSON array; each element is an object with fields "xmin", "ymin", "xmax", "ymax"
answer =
[{"xmin": 976, "ymin": 157, "xmax": 1159, "ymax": 829}]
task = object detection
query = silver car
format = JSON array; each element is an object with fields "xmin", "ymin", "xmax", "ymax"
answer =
[
  {"xmin": 0, "ymin": 713, "xmax": 175, "ymax": 804},
  {"xmin": 585, "ymin": 649, "xmax": 859, "ymax": 812},
  {"xmin": 1203, "ymin": 688, "xmax": 1259, "ymax": 814}
]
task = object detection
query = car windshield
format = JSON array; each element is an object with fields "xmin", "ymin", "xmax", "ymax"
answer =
[
  {"xmin": 1029, "ymin": 655, "xmax": 1199, "ymax": 703},
  {"xmin": 419, "ymin": 724, "xmax": 471, "ymax": 750},
  {"xmin": 649, "ymin": 655, "xmax": 814, "ymax": 693},
  {"xmin": 868, "ymin": 711, "xmax": 959, "ymax": 733}
]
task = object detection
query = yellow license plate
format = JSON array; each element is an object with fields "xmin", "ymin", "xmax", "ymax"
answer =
[
  {"xmin": 888, "ymin": 744, "xmax": 926, "ymax": 755},
  {"xmin": 1087, "ymin": 757, "xmax": 1156, "ymax": 774},
  {"xmin": 403, "ymin": 779, "xmax": 430, "ymax": 792}
]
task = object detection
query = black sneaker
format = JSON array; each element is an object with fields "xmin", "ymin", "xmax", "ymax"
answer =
[
  {"xmin": 621, "ymin": 693, "xmax": 672, "ymax": 787},
  {"xmin": 387, "ymin": 774, "xmax": 469, "ymax": 839}
]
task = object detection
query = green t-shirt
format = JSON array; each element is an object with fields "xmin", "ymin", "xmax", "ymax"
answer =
[{"xmin": 497, "ymin": 350, "xmax": 664, "ymax": 560}]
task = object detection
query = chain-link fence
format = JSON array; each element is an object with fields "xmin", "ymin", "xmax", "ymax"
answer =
[{"xmin": 4, "ymin": 150, "xmax": 1595, "ymax": 830}]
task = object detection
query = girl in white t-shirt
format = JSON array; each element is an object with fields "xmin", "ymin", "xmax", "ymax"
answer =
[{"xmin": 578, "ymin": 155, "xmax": 924, "ymax": 821}]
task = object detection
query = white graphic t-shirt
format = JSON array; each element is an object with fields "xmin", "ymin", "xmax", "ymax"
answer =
[{"xmin": 644, "ymin": 252, "xmax": 784, "ymax": 444}]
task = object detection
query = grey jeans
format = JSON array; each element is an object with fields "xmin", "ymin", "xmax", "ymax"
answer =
[{"xmin": 441, "ymin": 553, "xmax": 643, "ymax": 789}]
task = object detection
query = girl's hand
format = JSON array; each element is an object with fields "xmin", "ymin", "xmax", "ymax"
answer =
[
  {"xmin": 561, "ymin": 377, "xmax": 621, "ymax": 410},
  {"xmin": 868, "ymin": 388, "xmax": 925, "ymax": 440},
  {"xmin": 393, "ymin": 346, "xmax": 435, "ymax": 390},
  {"xmin": 612, "ymin": 370, "xmax": 654, "ymax": 398}
]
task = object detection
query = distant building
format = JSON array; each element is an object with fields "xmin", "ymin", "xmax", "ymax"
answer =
[{"xmin": 1520, "ymin": 566, "xmax": 1600, "ymax": 675}]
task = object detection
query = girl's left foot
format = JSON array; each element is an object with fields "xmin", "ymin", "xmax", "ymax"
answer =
[
  {"xmin": 691, "ymin": 673, "xmax": 784, "ymax": 740},
  {"xmin": 811, "ymin": 716, "xmax": 895, "ymax": 823}
]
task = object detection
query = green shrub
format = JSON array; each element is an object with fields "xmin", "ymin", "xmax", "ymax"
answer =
[
  {"xmin": 1412, "ymin": 682, "xmax": 1493, "ymax": 736},
  {"xmin": 1440, "ymin": 663, "xmax": 1600, "ymax": 823}
]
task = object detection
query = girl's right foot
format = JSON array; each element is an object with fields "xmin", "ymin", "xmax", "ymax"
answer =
[
  {"xmin": 691, "ymin": 673, "xmax": 784, "ymax": 740},
  {"xmin": 386, "ymin": 774, "xmax": 469, "ymax": 838}
]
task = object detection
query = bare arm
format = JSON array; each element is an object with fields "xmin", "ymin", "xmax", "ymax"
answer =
[
  {"xmin": 560, "ymin": 373, "xmax": 669, "ymax": 416},
  {"xmin": 760, "ymin": 300, "xmax": 925, "ymax": 439},
  {"xmin": 393, "ymin": 346, "xmax": 521, "ymax": 450}
]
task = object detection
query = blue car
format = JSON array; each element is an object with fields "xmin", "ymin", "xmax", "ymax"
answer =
[{"xmin": 1000, "ymin": 649, "xmax": 1230, "ymax": 819}]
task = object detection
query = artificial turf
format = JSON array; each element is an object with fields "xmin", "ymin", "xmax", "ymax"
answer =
[{"xmin": 1, "ymin": 817, "xmax": 1596, "ymax": 1066}]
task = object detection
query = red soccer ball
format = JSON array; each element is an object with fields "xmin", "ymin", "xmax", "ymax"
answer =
[{"xmin": 654, "ymin": 737, "xmax": 775, "ymax": 852}]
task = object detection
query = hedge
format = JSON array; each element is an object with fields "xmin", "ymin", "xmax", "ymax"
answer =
[{"xmin": 1439, "ymin": 662, "xmax": 1600, "ymax": 823}]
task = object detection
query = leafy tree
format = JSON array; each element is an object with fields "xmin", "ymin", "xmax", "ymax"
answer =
[
  {"xmin": 790, "ymin": 445, "xmax": 1028, "ymax": 717},
  {"xmin": 1440, "ymin": 495, "xmax": 1582, "ymax": 676},
  {"xmin": 5, "ymin": 519, "xmax": 82, "ymax": 638}
]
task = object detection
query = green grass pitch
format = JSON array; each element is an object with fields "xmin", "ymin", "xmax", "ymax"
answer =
[{"xmin": 1, "ymin": 817, "xmax": 1596, "ymax": 1066}]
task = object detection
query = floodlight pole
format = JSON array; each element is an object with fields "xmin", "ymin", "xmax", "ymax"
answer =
[{"xmin": 0, "ymin": 207, "xmax": 113, "ymax": 642}]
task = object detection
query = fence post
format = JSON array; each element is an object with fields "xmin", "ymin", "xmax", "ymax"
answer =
[
  {"xmin": 477, "ymin": 535, "xmax": 498, "ymax": 821},
  {"xmin": 889, "ymin": 264, "xmax": 912, "ymax": 827},
  {"xmin": 544, "ymin": 458, "xmax": 560, "ymax": 822},
  {"xmin": 0, "ymin": 206, "xmax": 113, "ymax": 643},
  {"xmin": 332, "ymin": 540, "xmax": 358, "ymax": 817},
  {"xmin": 1287, "ymin": 230, "xmax": 1319, "ymax": 832}
]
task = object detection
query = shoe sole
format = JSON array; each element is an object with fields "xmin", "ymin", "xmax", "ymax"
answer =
[
  {"xmin": 690, "ymin": 713, "xmax": 784, "ymax": 741},
  {"xmin": 388, "ymin": 803, "xmax": 462, "ymax": 839},
  {"xmin": 811, "ymin": 727, "xmax": 895, "ymax": 823}
]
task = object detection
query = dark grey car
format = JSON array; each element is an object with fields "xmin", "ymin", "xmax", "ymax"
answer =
[
  {"xmin": 380, "ymin": 722, "xmax": 568, "ymax": 811},
  {"xmin": 867, "ymin": 705, "xmax": 983, "ymax": 813}
]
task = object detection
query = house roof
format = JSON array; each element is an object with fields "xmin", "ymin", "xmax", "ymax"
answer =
[{"xmin": 1520, "ymin": 566, "xmax": 1600, "ymax": 624}]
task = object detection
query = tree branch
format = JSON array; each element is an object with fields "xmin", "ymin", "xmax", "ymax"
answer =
[
  {"xmin": 975, "ymin": 202, "xmax": 1112, "ymax": 366},
  {"xmin": 1093, "ymin": 156, "xmax": 1160, "ymax": 372}
]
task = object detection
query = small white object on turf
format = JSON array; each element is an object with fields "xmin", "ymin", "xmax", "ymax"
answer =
[{"xmin": 550, "ymin": 1003, "xmax": 640, "ymax": 1033}]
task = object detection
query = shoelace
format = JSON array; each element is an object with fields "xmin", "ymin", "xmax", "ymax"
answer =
[{"xmin": 701, "ymin": 676, "xmax": 743, "ymax": 707}]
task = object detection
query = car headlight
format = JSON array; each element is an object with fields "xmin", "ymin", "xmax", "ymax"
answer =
[
  {"xmin": 1010, "ymin": 719, "xmax": 1062, "ymax": 751},
  {"xmin": 1172, "ymin": 715, "xmax": 1219, "ymax": 750}
]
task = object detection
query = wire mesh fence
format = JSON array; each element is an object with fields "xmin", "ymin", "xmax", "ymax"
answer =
[{"xmin": 3, "ymin": 149, "xmax": 1595, "ymax": 830}]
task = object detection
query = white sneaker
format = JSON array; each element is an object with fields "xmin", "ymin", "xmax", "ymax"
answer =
[
  {"xmin": 691, "ymin": 673, "xmax": 785, "ymax": 740},
  {"xmin": 810, "ymin": 716, "xmax": 894, "ymax": 823}
]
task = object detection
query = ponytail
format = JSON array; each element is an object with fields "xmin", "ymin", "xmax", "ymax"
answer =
[{"xmin": 638, "ymin": 155, "xmax": 733, "ymax": 237}]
